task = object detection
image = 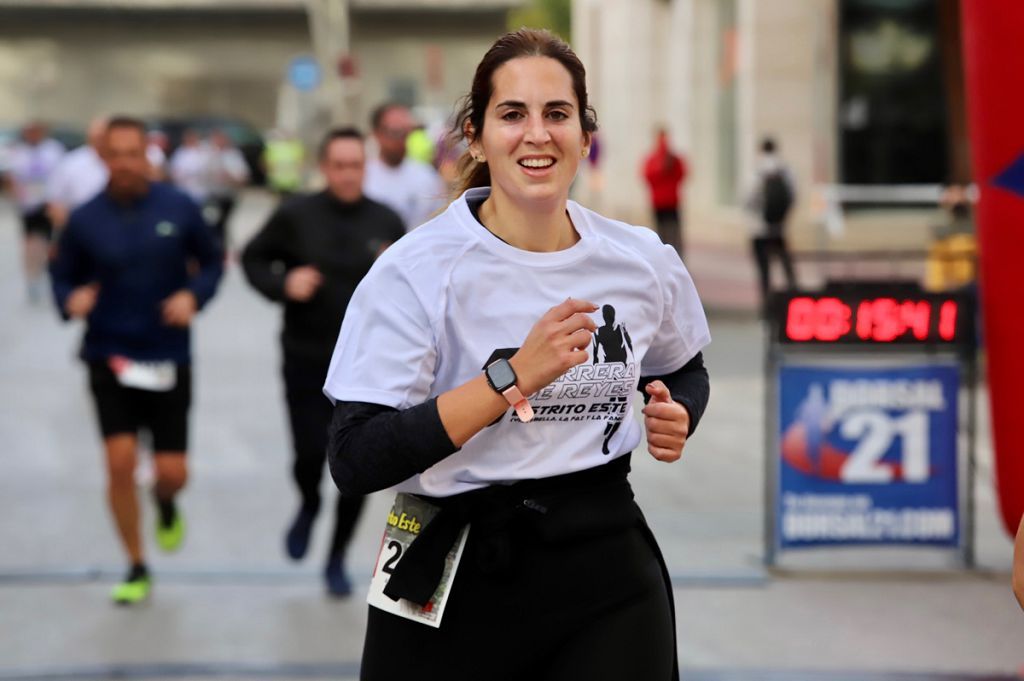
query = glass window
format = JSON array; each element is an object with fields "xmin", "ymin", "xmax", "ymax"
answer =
[{"xmin": 839, "ymin": 0, "xmax": 948, "ymax": 185}]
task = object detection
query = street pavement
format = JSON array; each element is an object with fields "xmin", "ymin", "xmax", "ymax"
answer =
[{"xmin": 0, "ymin": 191, "xmax": 1019, "ymax": 680}]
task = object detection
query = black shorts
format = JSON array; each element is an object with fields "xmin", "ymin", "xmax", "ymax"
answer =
[
  {"xmin": 22, "ymin": 207, "xmax": 53, "ymax": 240},
  {"xmin": 87, "ymin": 361, "xmax": 192, "ymax": 452}
]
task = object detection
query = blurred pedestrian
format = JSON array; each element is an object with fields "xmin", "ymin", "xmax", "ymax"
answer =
[
  {"xmin": 363, "ymin": 103, "xmax": 446, "ymax": 231},
  {"xmin": 325, "ymin": 29, "xmax": 709, "ymax": 680},
  {"xmin": 405, "ymin": 124, "xmax": 436, "ymax": 166},
  {"xmin": 434, "ymin": 117, "xmax": 467, "ymax": 188},
  {"xmin": 745, "ymin": 136, "xmax": 797, "ymax": 309},
  {"xmin": 46, "ymin": 116, "xmax": 108, "ymax": 231},
  {"xmin": 2, "ymin": 121, "xmax": 66, "ymax": 303},
  {"xmin": 205, "ymin": 128, "xmax": 250, "ymax": 250},
  {"xmin": 241, "ymin": 127, "xmax": 404, "ymax": 597},
  {"xmin": 49, "ymin": 116, "xmax": 223, "ymax": 606},
  {"xmin": 641, "ymin": 127, "xmax": 687, "ymax": 255},
  {"xmin": 926, "ymin": 184, "xmax": 977, "ymax": 291},
  {"xmin": 263, "ymin": 129, "xmax": 305, "ymax": 197},
  {"xmin": 146, "ymin": 130, "xmax": 170, "ymax": 181},
  {"xmin": 169, "ymin": 129, "xmax": 209, "ymax": 206}
]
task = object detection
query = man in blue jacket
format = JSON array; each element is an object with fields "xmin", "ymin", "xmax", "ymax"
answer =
[{"xmin": 50, "ymin": 116, "xmax": 223, "ymax": 605}]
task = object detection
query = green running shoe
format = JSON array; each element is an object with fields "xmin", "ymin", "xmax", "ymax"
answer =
[
  {"xmin": 111, "ymin": 569, "xmax": 150, "ymax": 606},
  {"xmin": 155, "ymin": 510, "xmax": 185, "ymax": 553}
]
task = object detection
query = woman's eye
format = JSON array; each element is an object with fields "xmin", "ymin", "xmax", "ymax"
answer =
[
  {"xmin": 548, "ymin": 110, "xmax": 569, "ymax": 121},
  {"xmin": 501, "ymin": 110, "xmax": 524, "ymax": 121}
]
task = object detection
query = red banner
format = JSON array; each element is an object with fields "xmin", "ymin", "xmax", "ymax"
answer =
[{"xmin": 960, "ymin": 0, "xmax": 1024, "ymax": 536}]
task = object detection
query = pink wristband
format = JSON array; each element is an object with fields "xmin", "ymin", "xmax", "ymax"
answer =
[{"xmin": 501, "ymin": 385, "xmax": 534, "ymax": 423}]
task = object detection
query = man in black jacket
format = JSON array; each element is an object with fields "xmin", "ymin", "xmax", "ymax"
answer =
[{"xmin": 241, "ymin": 127, "xmax": 405, "ymax": 596}]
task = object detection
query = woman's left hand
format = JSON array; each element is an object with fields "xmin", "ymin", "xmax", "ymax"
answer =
[{"xmin": 642, "ymin": 380, "xmax": 690, "ymax": 463}]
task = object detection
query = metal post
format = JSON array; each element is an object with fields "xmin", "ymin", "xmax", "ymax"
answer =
[
  {"xmin": 305, "ymin": 0, "xmax": 352, "ymax": 127},
  {"xmin": 763, "ymin": 314, "xmax": 778, "ymax": 567},
  {"xmin": 963, "ymin": 353, "xmax": 977, "ymax": 569}
]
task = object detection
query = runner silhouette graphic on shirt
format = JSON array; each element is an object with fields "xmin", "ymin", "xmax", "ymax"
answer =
[{"xmin": 592, "ymin": 304, "xmax": 633, "ymax": 454}]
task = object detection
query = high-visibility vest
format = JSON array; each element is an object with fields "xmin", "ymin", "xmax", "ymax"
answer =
[{"xmin": 264, "ymin": 140, "xmax": 304, "ymax": 192}]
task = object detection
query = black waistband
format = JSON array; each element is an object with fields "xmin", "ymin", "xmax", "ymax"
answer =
[
  {"xmin": 384, "ymin": 454, "xmax": 635, "ymax": 606},
  {"xmin": 431, "ymin": 451, "xmax": 631, "ymax": 510}
]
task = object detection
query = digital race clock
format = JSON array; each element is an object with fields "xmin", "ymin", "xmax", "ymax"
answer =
[{"xmin": 774, "ymin": 288, "xmax": 976, "ymax": 349}]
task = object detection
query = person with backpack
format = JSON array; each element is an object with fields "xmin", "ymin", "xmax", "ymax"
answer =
[{"xmin": 745, "ymin": 137, "xmax": 797, "ymax": 308}]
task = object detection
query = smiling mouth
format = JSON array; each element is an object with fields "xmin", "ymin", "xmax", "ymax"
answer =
[{"xmin": 518, "ymin": 158, "xmax": 555, "ymax": 169}]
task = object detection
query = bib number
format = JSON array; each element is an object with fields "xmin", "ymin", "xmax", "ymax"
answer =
[
  {"xmin": 108, "ymin": 356, "xmax": 177, "ymax": 392},
  {"xmin": 366, "ymin": 493, "xmax": 469, "ymax": 628}
]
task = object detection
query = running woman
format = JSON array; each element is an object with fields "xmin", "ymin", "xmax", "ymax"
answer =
[{"xmin": 324, "ymin": 29, "xmax": 710, "ymax": 680}]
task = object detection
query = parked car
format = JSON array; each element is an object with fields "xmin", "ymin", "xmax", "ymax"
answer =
[
  {"xmin": 145, "ymin": 115, "xmax": 266, "ymax": 186},
  {"xmin": 50, "ymin": 126, "xmax": 85, "ymax": 151}
]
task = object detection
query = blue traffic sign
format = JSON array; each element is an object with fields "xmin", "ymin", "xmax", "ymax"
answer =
[{"xmin": 288, "ymin": 56, "xmax": 321, "ymax": 92}]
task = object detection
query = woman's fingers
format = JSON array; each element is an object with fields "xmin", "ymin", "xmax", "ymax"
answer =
[
  {"xmin": 547, "ymin": 297, "xmax": 598, "ymax": 323},
  {"xmin": 567, "ymin": 328, "xmax": 594, "ymax": 351},
  {"xmin": 648, "ymin": 445, "xmax": 682, "ymax": 463},
  {"xmin": 644, "ymin": 380, "xmax": 673, "ymax": 404},
  {"xmin": 646, "ymin": 432, "xmax": 684, "ymax": 449}
]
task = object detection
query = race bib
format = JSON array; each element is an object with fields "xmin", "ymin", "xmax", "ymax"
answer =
[
  {"xmin": 366, "ymin": 493, "xmax": 469, "ymax": 628},
  {"xmin": 108, "ymin": 356, "xmax": 177, "ymax": 392}
]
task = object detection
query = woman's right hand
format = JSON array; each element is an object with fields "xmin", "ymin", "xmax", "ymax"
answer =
[{"xmin": 510, "ymin": 298, "xmax": 599, "ymax": 396}]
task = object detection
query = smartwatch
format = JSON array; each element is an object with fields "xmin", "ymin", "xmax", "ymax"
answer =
[{"xmin": 484, "ymin": 358, "xmax": 534, "ymax": 423}]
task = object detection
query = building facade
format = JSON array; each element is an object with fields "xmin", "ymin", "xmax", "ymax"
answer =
[
  {"xmin": 0, "ymin": 0, "xmax": 520, "ymax": 135},
  {"xmin": 572, "ymin": 0, "xmax": 967, "ymax": 252}
]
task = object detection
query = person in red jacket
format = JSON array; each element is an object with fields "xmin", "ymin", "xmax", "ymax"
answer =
[{"xmin": 642, "ymin": 128, "xmax": 688, "ymax": 255}]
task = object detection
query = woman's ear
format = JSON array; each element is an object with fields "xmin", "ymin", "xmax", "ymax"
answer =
[
  {"xmin": 581, "ymin": 131, "xmax": 592, "ymax": 159},
  {"xmin": 465, "ymin": 122, "xmax": 480, "ymax": 157}
]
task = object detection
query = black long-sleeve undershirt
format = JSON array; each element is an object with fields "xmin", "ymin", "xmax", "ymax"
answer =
[{"xmin": 327, "ymin": 352, "xmax": 710, "ymax": 497}]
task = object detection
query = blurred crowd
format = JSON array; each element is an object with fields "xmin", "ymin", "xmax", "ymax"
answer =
[
  {"xmin": 0, "ymin": 106, "xmax": 461, "ymax": 601},
  {"xmin": 0, "ymin": 105, "xmax": 467, "ymax": 305}
]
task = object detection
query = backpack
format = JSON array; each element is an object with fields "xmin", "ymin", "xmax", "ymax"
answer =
[{"xmin": 762, "ymin": 170, "xmax": 793, "ymax": 226}]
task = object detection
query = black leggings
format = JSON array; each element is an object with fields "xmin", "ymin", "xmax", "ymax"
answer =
[
  {"xmin": 655, "ymin": 207, "xmax": 682, "ymax": 256},
  {"xmin": 282, "ymin": 355, "xmax": 364, "ymax": 558},
  {"xmin": 360, "ymin": 515, "xmax": 675, "ymax": 680},
  {"xmin": 751, "ymin": 234, "xmax": 796, "ymax": 302},
  {"xmin": 207, "ymin": 196, "xmax": 236, "ymax": 250}
]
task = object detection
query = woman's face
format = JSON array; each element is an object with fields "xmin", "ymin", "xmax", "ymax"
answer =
[{"xmin": 471, "ymin": 56, "xmax": 590, "ymax": 211}]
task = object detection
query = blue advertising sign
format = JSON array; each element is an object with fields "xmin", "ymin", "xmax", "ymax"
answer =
[
  {"xmin": 777, "ymin": 364, "xmax": 959, "ymax": 549},
  {"xmin": 288, "ymin": 56, "xmax": 321, "ymax": 92}
]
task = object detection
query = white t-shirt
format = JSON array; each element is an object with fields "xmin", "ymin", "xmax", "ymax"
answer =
[
  {"xmin": 363, "ymin": 157, "xmax": 446, "ymax": 232},
  {"xmin": 46, "ymin": 145, "xmax": 108, "ymax": 211},
  {"xmin": 7, "ymin": 138, "xmax": 66, "ymax": 212},
  {"xmin": 324, "ymin": 187, "xmax": 711, "ymax": 497},
  {"xmin": 169, "ymin": 145, "xmax": 211, "ymax": 204},
  {"xmin": 206, "ymin": 146, "xmax": 250, "ymax": 198},
  {"xmin": 147, "ymin": 144, "xmax": 167, "ymax": 174}
]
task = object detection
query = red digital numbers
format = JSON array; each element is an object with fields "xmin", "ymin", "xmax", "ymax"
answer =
[
  {"xmin": 786, "ymin": 297, "xmax": 852, "ymax": 341},
  {"xmin": 938, "ymin": 300, "xmax": 959, "ymax": 341},
  {"xmin": 855, "ymin": 298, "xmax": 932, "ymax": 342},
  {"xmin": 785, "ymin": 296, "xmax": 960, "ymax": 344}
]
